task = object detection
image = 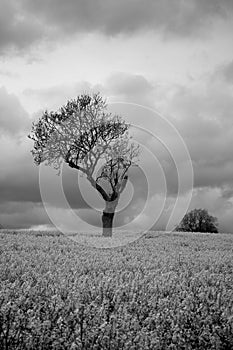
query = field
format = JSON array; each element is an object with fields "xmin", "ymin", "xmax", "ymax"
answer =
[{"xmin": 0, "ymin": 230, "xmax": 233, "ymax": 349}]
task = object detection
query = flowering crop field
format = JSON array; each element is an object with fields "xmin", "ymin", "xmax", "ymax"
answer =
[{"xmin": 0, "ymin": 231, "xmax": 233, "ymax": 349}]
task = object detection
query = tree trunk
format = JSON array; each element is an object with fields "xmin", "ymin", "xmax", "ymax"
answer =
[
  {"xmin": 102, "ymin": 200, "xmax": 118, "ymax": 237},
  {"xmin": 102, "ymin": 211, "xmax": 115, "ymax": 237}
]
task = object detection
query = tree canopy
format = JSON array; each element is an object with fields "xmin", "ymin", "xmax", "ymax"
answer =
[{"xmin": 175, "ymin": 208, "xmax": 219, "ymax": 233}]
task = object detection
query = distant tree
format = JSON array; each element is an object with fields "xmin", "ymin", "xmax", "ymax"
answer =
[
  {"xmin": 175, "ymin": 208, "xmax": 219, "ymax": 233},
  {"xmin": 28, "ymin": 93, "xmax": 139, "ymax": 237}
]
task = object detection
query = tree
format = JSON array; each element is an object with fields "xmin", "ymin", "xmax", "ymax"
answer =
[
  {"xmin": 28, "ymin": 93, "xmax": 139, "ymax": 236},
  {"xmin": 175, "ymin": 208, "xmax": 219, "ymax": 233}
]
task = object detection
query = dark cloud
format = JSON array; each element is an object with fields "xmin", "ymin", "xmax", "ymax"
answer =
[
  {"xmin": 106, "ymin": 72, "xmax": 155, "ymax": 105},
  {"xmin": 0, "ymin": 137, "xmax": 91, "ymax": 229},
  {"xmin": 0, "ymin": 201, "xmax": 51, "ymax": 229},
  {"xmin": 219, "ymin": 209, "xmax": 233, "ymax": 233},
  {"xmin": 0, "ymin": 172, "xmax": 40, "ymax": 203},
  {"xmin": 23, "ymin": 0, "xmax": 233, "ymax": 37},
  {"xmin": 1, "ymin": 0, "xmax": 233, "ymax": 53},
  {"xmin": 193, "ymin": 161, "xmax": 233, "ymax": 189},
  {"xmin": 217, "ymin": 60, "xmax": 233, "ymax": 84},
  {"xmin": 221, "ymin": 186, "xmax": 233, "ymax": 199},
  {"xmin": 166, "ymin": 78, "xmax": 233, "ymax": 191},
  {"xmin": 24, "ymin": 81, "xmax": 95, "ymax": 111},
  {"xmin": 0, "ymin": 138, "xmax": 89, "ymax": 208},
  {"xmin": 0, "ymin": 0, "xmax": 44, "ymax": 54},
  {"xmin": 0, "ymin": 87, "xmax": 30, "ymax": 135},
  {"xmin": 0, "ymin": 136, "xmax": 40, "ymax": 204}
]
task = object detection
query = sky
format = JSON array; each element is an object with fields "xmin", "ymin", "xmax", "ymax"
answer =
[{"xmin": 0, "ymin": 0, "xmax": 233, "ymax": 233}]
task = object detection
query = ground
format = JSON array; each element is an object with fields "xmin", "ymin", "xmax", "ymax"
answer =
[{"xmin": 0, "ymin": 230, "xmax": 233, "ymax": 349}]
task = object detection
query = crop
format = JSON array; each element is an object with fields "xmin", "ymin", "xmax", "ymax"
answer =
[{"xmin": 0, "ymin": 231, "xmax": 233, "ymax": 349}]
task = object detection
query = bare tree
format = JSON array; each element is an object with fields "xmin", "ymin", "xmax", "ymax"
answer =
[{"xmin": 28, "ymin": 93, "xmax": 139, "ymax": 236}]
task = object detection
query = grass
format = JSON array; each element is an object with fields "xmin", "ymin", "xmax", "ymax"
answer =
[
  {"xmin": 71, "ymin": 230, "xmax": 144, "ymax": 248},
  {"xmin": 0, "ymin": 230, "xmax": 233, "ymax": 349}
]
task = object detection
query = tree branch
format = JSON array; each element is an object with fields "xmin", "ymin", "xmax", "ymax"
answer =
[
  {"xmin": 87, "ymin": 175, "xmax": 110, "ymax": 201},
  {"xmin": 119, "ymin": 175, "xmax": 128, "ymax": 193},
  {"xmin": 66, "ymin": 159, "xmax": 87, "ymax": 175}
]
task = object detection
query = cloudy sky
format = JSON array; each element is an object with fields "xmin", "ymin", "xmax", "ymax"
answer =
[{"xmin": 1, "ymin": 0, "xmax": 233, "ymax": 233}]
